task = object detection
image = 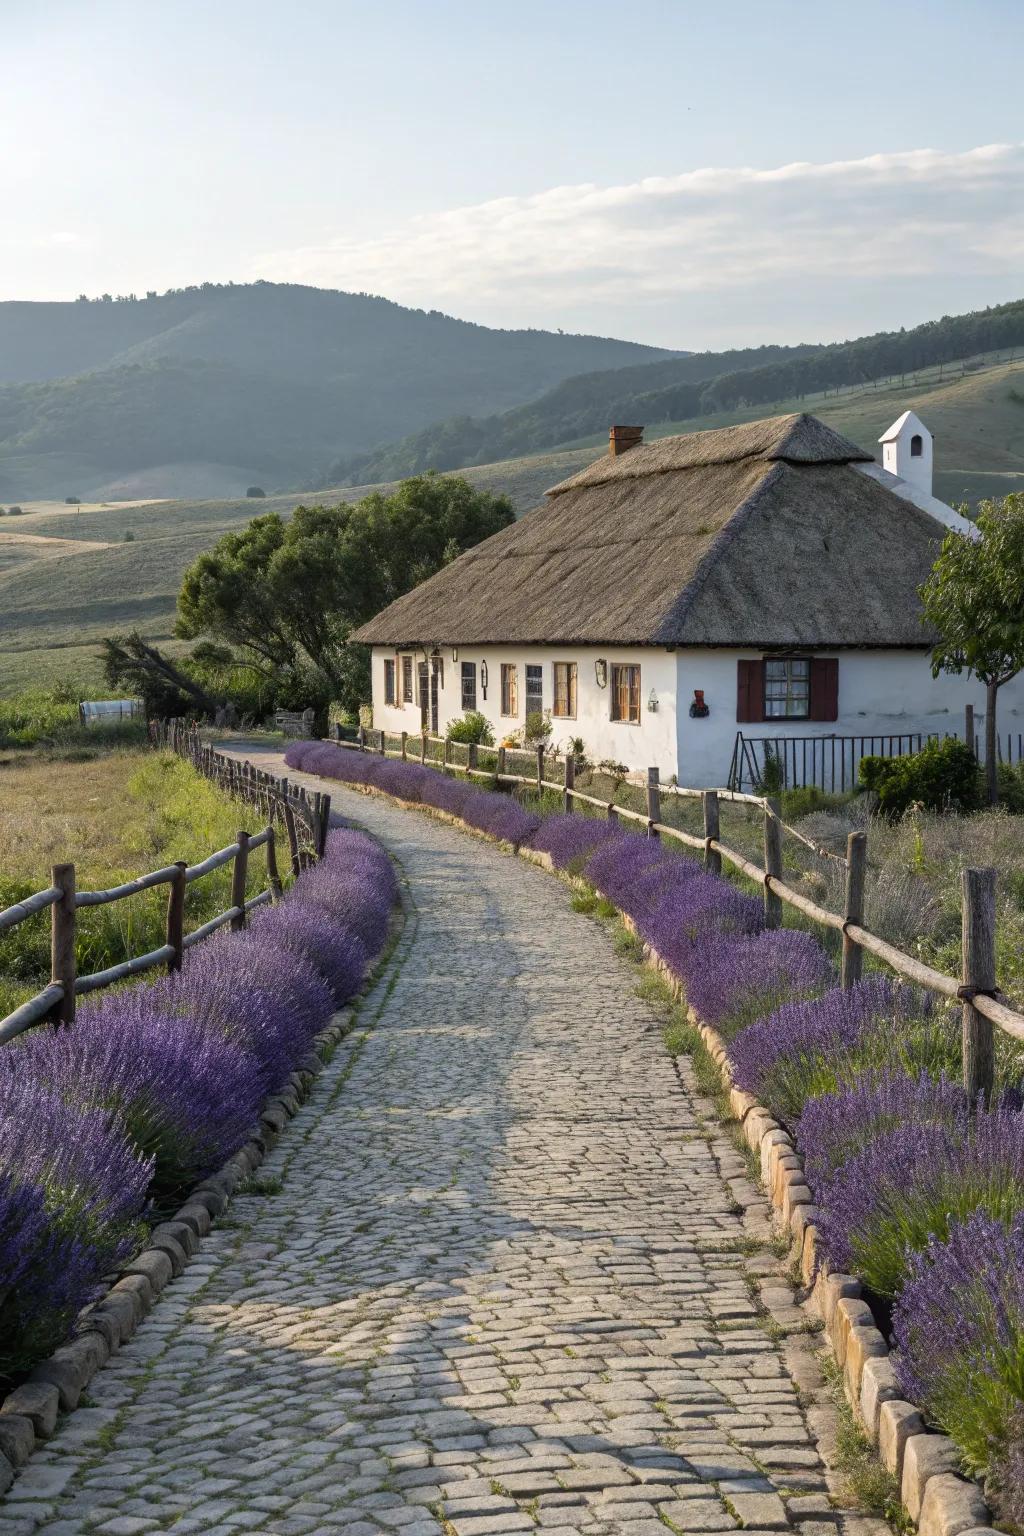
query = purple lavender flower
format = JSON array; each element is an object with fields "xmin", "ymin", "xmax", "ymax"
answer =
[
  {"xmin": 11, "ymin": 993, "xmax": 263, "ymax": 1201},
  {"xmin": 797, "ymin": 1069, "xmax": 969, "ymax": 1182},
  {"xmin": 461, "ymin": 791, "xmax": 540, "ymax": 847},
  {"xmin": 814, "ymin": 1103, "xmax": 1024, "ymax": 1297},
  {"xmin": 730, "ymin": 977, "xmax": 951, "ymax": 1124},
  {"xmin": 683, "ymin": 928, "xmax": 834, "ymax": 1039},
  {"xmin": 251, "ymin": 900, "xmax": 369, "ymax": 1004},
  {"xmin": 527, "ymin": 814, "xmax": 623, "ymax": 871},
  {"xmin": 892, "ymin": 1211, "xmax": 1024, "ymax": 1494},
  {"xmin": 420, "ymin": 773, "xmax": 475, "ymax": 817},
  {"xmin": 584, "ymin": 832, "xmax": 667, "ymax": 912}
]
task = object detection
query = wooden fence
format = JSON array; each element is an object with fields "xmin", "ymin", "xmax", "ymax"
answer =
[
  {"xmin": 333, "ymin": 726, "xmax": 1024, "ymax": 1101},
  {"xmin": 0, "ymin": 725, "xmax": 332, "ymax": 1046}
]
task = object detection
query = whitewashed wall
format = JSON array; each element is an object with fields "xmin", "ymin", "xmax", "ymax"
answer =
[
  {"xmin": 675, "ymin": 648, "xmax": 1024, "ymax": 788},
  {"xmin": 370, "ymin": 644, "xmax": 1024, "ymax": 789},
  {"xmin": 370, "ymin": 644, "xmax": 678, "ymax": 773}
]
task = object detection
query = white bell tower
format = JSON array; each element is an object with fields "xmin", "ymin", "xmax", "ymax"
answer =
[{"xmin": 879, "ymin": 410, "xmax": 933, "ymax": 498}]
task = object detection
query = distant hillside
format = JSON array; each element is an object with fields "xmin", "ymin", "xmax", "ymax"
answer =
[
  {"xmin": 4, "ymin": 357, "xmax": 1023, "ymax": 700},
  {"xmin": 336, "ymin": 298, "xmax": 1024, "ymax": 482},
  {"xmin": 0, "ymin": 282, "xmax": 673, "ymax": 500}
]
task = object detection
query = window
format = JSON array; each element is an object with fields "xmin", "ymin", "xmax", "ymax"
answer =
[
  {"xmin": 763, "ymin": 657, "xmax": 810, "ymax": 719},
  {"xmin": 501, "ymin": 663, "xmax": 518, "ymax": 717},
  {"xmin": 383, "ymin": 658, "xmax": 397, "ymax": 706},
  {"xmin": 910, "ymin": 433, "xmax": 923, "ymax": 458},
  {"xmin": 461, "ymin": 661, "xmax": 477, "ymax": 712},
  {"xmin": 525, "ymin": 664, "xmax": 543, "ymax": 716},
  {"xmin": 401, "ymin": 655, "xmax": 414, "ymax": 703},
  {"xmin": 553, "ymin": 661, "xmax": 577, "ymax": 718},
  {"xmin": 610, "ymin": 663, "xmax": 641, "ymax": 724}
]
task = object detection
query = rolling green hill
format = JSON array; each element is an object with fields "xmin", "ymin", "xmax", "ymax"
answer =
[
  {"xmin": 337, "ymin": 298, "xmax": 1024, "ymax": 482},
  {"xmin": 3, "ymin": 356, "xmax": 1023, "ymax": 700},
  {"xmin": 0, "ymin": 283, "xmax": 673, "ymax": 502}
]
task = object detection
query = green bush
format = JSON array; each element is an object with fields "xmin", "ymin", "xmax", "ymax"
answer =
[
  {"xmin": 524, "ymin": 710, "xmax": 552, "ymax": 745},
  {"xmin": 446, "ymin": 711, "xmax": 494, "ymax": 746},
  {"xmin": 781, "ymin": 784, "xmax": 856, "ymax": 820},
  {"xmin": 859, "ymin": 739, "xmax": 981, "ymax": 817},
  {"xmin": 997, "ymin": 762, "xmax": 1024, "ymax": 813}
]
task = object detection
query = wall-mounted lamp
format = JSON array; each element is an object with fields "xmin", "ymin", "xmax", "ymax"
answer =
[
  {"xmin": 452, "ymin": 647, "xmax": 459, "ymax": 663},
  {"xmin": 481, "ymin": 660, "xmax": 489, "ymax": 698},
  {"xmin": 689, "ymin": 688, "xmax": 710, "ymax": 719},
  {"xmin": 595, "ymin": 658, "xmax": 608, "ymax": 688},
  {"xmin": 647, "ymin": 688, "xmax": 659, "ymax": 713}
]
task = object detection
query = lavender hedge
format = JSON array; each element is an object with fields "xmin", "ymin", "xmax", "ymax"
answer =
[
  {"xmin": 892, "ymin": 1212, "xmax": 1024, "ymax": 1521},
  {"xmin": 0, "ymin": 818, "xmax": 396, "ymax": 1378},
  {"xmin": 527, "ymin": 813, "xmax": 622, "ymax": 872}
]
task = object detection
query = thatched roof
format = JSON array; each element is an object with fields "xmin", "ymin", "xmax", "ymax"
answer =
[{"xmin": 352, "ymin": 412, "xmax": 946, "ymax": 650}]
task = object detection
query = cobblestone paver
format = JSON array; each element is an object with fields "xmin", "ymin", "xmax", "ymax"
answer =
[{"xmin": 2, "ymin": 774, "xmax": 874, "ymax": 1536}]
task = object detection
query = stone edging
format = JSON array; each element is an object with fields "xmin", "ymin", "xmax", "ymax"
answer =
[
  {"xmin": 0, "ymin": 899, "xmax": 406, "ymax": 1495},
  {"xmin": 284, "ymin": 771, "xmax": 996, "ymax": 1536}
]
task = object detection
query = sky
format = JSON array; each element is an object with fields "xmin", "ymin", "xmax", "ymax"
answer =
[{"xmin": 5, "ymin": 0, "xmax": 1024, "ymax": 349}]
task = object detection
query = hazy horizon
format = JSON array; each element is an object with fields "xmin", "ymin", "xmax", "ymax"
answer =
[{"xmin": 6, "ymin": 0, "xmax": 1024, "ymax": 350}]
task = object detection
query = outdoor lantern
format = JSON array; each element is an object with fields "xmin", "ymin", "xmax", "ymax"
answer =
[
  {"xmin": 481, "ymin": 660, "xmax": 489, "ymax": 696},
  {"xmin": 452, "ymin": 647, "xmax": 459, "ymax": 663},
  {"xmin": 595, "ymin": 658, "xmax": 608, "ymax": 688},
  {"xmin": 647, "ymin": 688, "xmax": 658, "ymax": 712}
]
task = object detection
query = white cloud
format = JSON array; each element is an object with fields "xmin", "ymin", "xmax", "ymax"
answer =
[{"xmin": 254, "ymin": 144, "xmax": 1024, "ymax": 332}]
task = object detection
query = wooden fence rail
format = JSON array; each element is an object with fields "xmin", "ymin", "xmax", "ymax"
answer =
[
  {"xmin": 330, "ymin": 728, "xmax": 1024, "ymax": 1100},
  {"xmin": 0, "ymin": 725, "xmax": 330, "ymax": 1046}
]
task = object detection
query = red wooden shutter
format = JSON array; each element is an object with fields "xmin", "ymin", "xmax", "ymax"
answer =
[
  {"xmin": 809, "ymin": 657, "xmax": 839, "ymax": 722},
  {"xmin": 736, "ymin": 659, "xmax": 764, "ymax": 723}
]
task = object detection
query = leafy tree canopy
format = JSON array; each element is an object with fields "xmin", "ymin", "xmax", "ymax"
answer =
[
  {"xmin": 920, "ymin": 492, "xmax": 1024, "ymax": 801},
  {"xmin": 175, "ymin": 473, "xmax": 514, "ymax": 711}
]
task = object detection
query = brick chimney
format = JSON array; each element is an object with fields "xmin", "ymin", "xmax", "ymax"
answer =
[{"xmin": 609, "ymin": 424, "xmax": 644, "ymax": 458}]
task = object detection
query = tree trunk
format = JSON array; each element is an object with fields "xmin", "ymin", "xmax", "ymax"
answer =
[{"xmin": 986, "ymin": 679, "xmax": 999, "ymax": 806}]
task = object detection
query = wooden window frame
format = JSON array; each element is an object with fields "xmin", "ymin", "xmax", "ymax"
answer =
[
  {"xmin": 763, "ymin": 655, "xmax": 811, "ymax": 722},
  {"xmin": 383, "ymin": 658, "xmax": 397, "ymax": 707},
  {"xmin": 500, "ymin": 663, "xmax": 518, "ymax": 718},
  {"xmin": 525, "ymin": 663, "xmax": 543, "ymax": 716},
  {"xmin": 610, "ymin": 662, "xmax": 641, "ymax": 725},
  {"xmin": 401, "ymin": 654, "xmax": 414, "ymax": 705},
  {"xmin": 552, "ymin": 661, "xmax": 577, "ymax": 719},
  {"xmin": 461, "ymin": 660, "xmax": 477, "ymax": 713}
]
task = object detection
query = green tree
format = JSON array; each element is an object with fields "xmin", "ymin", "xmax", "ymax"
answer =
[
  {"xmin": 920, "ymin": 493, "xmax": 1024, "ymax": 805},
  {"xmin": 176, "ymin": 473, "xmax": 514, "ymax": 712}
]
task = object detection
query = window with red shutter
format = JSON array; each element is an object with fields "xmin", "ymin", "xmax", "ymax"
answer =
[
  {"xmin": 736, "ymin": 659, "xmax": 764, "ymax": 722},
  {"xmin": 809, "ymin": 657, "xmax": 839, "ymax": 722}
]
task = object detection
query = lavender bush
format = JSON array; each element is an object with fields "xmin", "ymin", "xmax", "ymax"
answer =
[
  {"xmin": 892, "ymin": 1211, "xmax": 1024, "ymax": 1512},
  {"xmin": 798, "ymin": 1069, "xmax": 969, "ymax": 1183},
  {"xmin": 814, "ymin": 1104, "xmax": 1024, "ymax": 1297},
  {"xmin": 683, "ymin": 928, "xmax": 834, "ymax": 1040},
  {"xmin": 462, "ymin": 790, "xmax": 540, "ymax": 847},
  {"xmin": 527, "ymin": 813, "xmax": 622, "ymax": 871},
  {"xmin": 0, "ymin": 1077, "xmax": 152, "ymax": 1371},
  {"xmin": 252, "ymin": 901, "xmax": 370, "ymax": 1006},
  {"xmin": 730, "ymin": 977, "xmax": 955, "ymax": 1125}
]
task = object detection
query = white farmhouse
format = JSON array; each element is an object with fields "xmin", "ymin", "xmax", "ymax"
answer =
[{"xmin": 353, "ymin": 411, "xmax": 1022, "ymax": 789}]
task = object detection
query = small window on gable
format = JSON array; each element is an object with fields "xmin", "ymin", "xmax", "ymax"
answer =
[
  {"xmin": 910, "ymin": 433, "xmax": 923, "ymax": 457},
  {"xmin": 383, "ymin": 658, "xmax": 397, "ymax": 707},
  {"xmin": 401, "ymin": 655, "xmax": 414, "ymax": 703}
]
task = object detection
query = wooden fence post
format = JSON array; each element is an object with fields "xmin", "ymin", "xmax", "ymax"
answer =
[
  {"xmin": 607, "ymin": 800, "xmax": 618, "ymax": 823},
  {"xmin": 443, "ymin": 738, "xmax": 451, "ymax": 770},
  {"xmin": 283, "ymin": 795, "xmax": 300, "ymax": 878},
  {"xmin": 166, "ymin": 861, "xmax": 187, "ymax": 972},
  {"xmin": 319, "ymin": 795, "xmax": 331, "ymax": 857},
  {"xmin": 962, "ymin": 866, "xmax": 997, "ymax": 1105},
  {"xmin": 420, "ymin": 731, "xmax": 427, "ymax": 766},
  {"xmin": 231, "ymin": 831, "xmax": 250, "ymax": 931},
  {"xmin": 965, "ymin": 702, "xmax": 975, "ymax": 757},
  {"xmin": 401, "ymin": 730, "xmax": 408, "ymax": 760},
  {"xmin": 702, "ymin": 790, "xmax": 721, "ymax": 876},
  {"xmin": 265, "ymin": 827, "xmax": 283, "ymax": 900},
  {"xmin": 536, "ymin": 743, "xmax": 544, "ymax": 791},
  {"xmin": 763, "ymin": 797, "xmax": 783, "ymax": 928},
  {"xmin": 51, "ymin": 862, "xmax": 76, "ymax": 1025},
  {"xmin": 646, "ymin": 767, "xmax": 661, "ymax": 840},
  {"xmin": 564, "ymin": 752, "xmax": 574, "ymax": 813},
  {"xmin": 378, "ymin": 730, "xmax": 386, "ymax": 756},
  {"xmin": 497, "ymin": 745, "xmax": 506, "ymax": 777},
  {"xmin": 841, "ymin": 831, "xmax": 867, "ymax": 989},
  {"xmin": 468, "ymin": 741, "xmax": 479, "ymax": 774},
  {"xmin": 358, "ymin": 725, "xmax": 366, "ymax": 748}
]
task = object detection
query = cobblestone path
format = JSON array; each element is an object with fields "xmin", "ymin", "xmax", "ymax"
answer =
[{"xmin": 3, "ymin": 772, "xmax": 870, "ymax": 1536}]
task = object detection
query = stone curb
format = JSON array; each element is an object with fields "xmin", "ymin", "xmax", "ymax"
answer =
[
  {"xmin": 0, "ymin": 897, "xmax": 404, "ymax": 1498},
  {"xmin": 264, "ymin": 764, "xmax": 999, "ymax": 1536}
]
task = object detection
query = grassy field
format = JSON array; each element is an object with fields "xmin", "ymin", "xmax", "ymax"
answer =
[
  {"xmin": 2, "ymin": 355, "xmax": 1022, "ymax": 698},
  {"xmin": 0, "ymin": 749, "xmax": 269, "ymax": 1018}
]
